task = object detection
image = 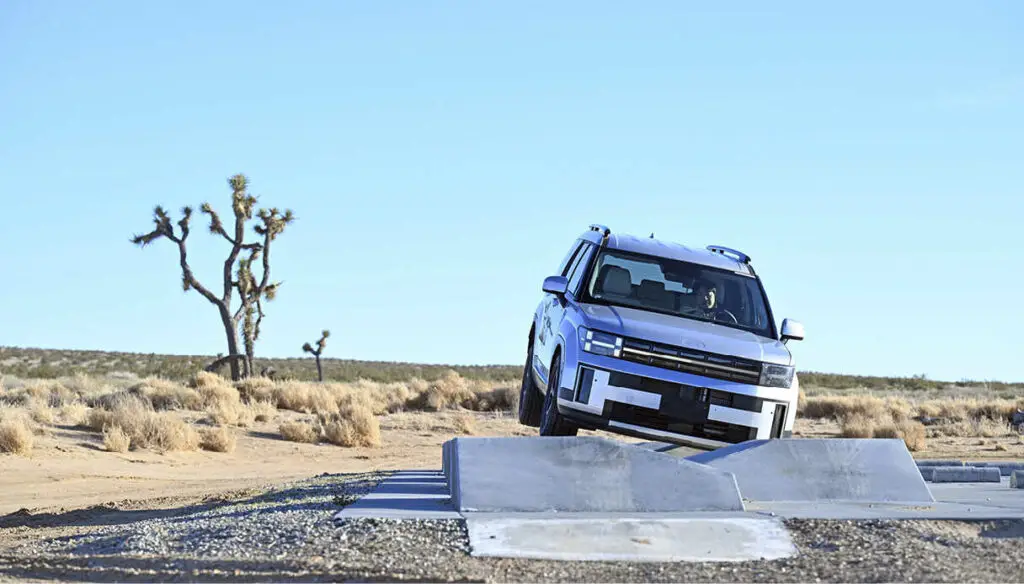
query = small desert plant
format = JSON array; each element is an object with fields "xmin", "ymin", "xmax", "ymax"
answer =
[
  {"xmin": 86, "ymin": 395, "xmax": 199, "ymax": 453},
  {"xmin": 320, "ymin": 405, "xmax": 381, "ymax": 448},
  {"xmin": 0, "ymin": 411, "xmax": 34, "ymax": 455},
  {"xmin": 279, "ymin": 420, "xmax": 320, "ymax": 443},
  {"xmin": 59, "ymin": 401, "xmax": 90, "ymax": 426},
  {"xmin": 29, "ymin": 400, "xmax": 56, "ymax": 425},
  {"xmin": 249, "ymin": 400, "xmax": 277, "ymax": 423},
  {"xmin": 200, "ymin": 426, "xmax": 237, "ymax": 453},
  {"xmin": 454, "ymin": 413, "xmax": 477, "ymax": 435},
  {"xmin": 102, "ymin": 426, "xmax": 131, "ymax": 453},
  {"xmin": 302, "ymin": 329, "xmax": 330, "ymax": 382}
]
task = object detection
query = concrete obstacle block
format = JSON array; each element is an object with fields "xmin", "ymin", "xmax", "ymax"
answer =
[
  {"xmin": 685, "ymin": 438, "xmax": 935, "ymax": 503},
  {"xmin": 968, "ymin": 462, "xmax": 1024, "ymax": 477},
  {"xmin": 919, "ymin": 466, "xmax": 975, "ymax": 482},
  {"xmin": 916, "ymin": 460, "xmax": 966, "ymax": 467},
  {"xmin": 442, "ymin": 436, "xmax": 745, "ymax": 513},
  {"xmin": 1011, "ymin": 470, "xmax": 1024, "ymax": 489},
  {"xmin": 930, "ymin": 466, "xmax": 1002, "ymax": 483}
]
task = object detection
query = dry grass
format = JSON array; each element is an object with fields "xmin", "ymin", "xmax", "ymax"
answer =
[
  {"xmin": 320, "ymin": 404, "xmax": 382, "ymax": 448},
  {"xmin": 29, "ymin": 401, "xmax": 55, "ymax": 425},
  {"xmin": 59, "ymin": 401, "xmax": 90, "ymax": 426},
  {"xmin": 102, "ymin": 426, "xmax": 131, "ymax": 453},
  {"xmin": 279, "ymin": 420, "xmax": 320, "ymax": 443},
  {"xmin": 839, "ymin": 414, "xmax": 927, "ymax": 451},
  {"xmin": 199, "ymin": 426, "xmax": 237, "ymax": 453},
  {"xmin": 128, "ymin": 377, "xmax": 202, "ymax": 411},
  {"xmin": 0, "ymin": 411, "xmax": 34, "ymax": 455},
  {"xmin": 454, "ymin": 413, "xmax": 477, "ymax": 435},
  {"xmin": 86, "ymin": 395, "xmax": 199, "ymax": 453},
  {"xmin": 249, "ymin": 400, "xmax": 277, "ymax": 423}
]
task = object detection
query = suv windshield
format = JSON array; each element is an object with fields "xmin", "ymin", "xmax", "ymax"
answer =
[{"xmin": 581, "ymin": 249, "xmax": 775, "ymax": 338}]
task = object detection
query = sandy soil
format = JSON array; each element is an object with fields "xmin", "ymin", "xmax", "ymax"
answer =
[
  {"xmin": 2, "ymin": 411, "xmax": 1021, "ymax": 517},
  {"xmin": 0, "ymin": 409, "xmax": 651, "ymax": 517}
]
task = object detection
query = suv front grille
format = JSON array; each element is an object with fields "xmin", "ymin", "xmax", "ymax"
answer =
[
  {"xmin": 607, "ymin": 402, "xmax": 757, "ymax": 444},
  {"xmin": 619, "ymin": 338, "xmax": 761, "ymax": 385}
]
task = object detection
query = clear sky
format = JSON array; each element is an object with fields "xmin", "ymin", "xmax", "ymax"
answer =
[{"xmin": 1, "ymin": 1, "xmax": 1021, "ymax": 382}]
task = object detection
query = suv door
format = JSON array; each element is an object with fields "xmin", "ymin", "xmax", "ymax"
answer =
[
  {"xmin": 535, "ymin": 239, "xmax": 585, "ymax": 385},
  {"xmin": 536, "ymin": 240, "xmax": 595, "ymax": 388}
]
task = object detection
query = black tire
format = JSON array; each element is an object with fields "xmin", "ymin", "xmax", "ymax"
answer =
[
  {"xmin": 518, "ymin": 342, "xmax": 542, "ymax": 427},
  {"xmin": 539, "ymin": 353, "xmax": 578, "ymax": 437}
]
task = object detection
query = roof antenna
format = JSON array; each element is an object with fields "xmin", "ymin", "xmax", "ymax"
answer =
[{"xmin": 649, "ymin": 232, "xmax": 655, "ymax": 238}]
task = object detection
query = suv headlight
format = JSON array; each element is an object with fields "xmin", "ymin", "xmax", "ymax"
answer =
[
  {"xmin": 578, "ymin": 327, "xmax": 623, "ymax": 358},
  {"xmin": 760, "ymin": 363, "xmax": 795, "ymax": 388}
]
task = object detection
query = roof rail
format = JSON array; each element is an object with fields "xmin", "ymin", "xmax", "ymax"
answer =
[
  {"xmin": 706, "ymin": 245, "xmax": 751, "ymax": 264},
  {"xmin": 588, "ymin": 224, "xmax": 610, "ymax": 236}
]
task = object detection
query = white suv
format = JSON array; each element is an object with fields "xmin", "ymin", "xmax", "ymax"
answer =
[{"xmin": 518, "ymin": 224, "xmax": 805, "ymax": 449}]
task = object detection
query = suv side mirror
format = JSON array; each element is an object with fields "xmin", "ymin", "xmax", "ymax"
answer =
[
  {"xmin": 542, "ymin": 275, "xmax": 569, "ymax": 296},
  {"xmin": 780, "ymin": 319, "xmax": 805, "ymax": 343}
]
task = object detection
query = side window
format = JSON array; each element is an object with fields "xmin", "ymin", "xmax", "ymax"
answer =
[
  {"xmin": 556, "ymin": 240, "xmax": 585, "ymax": 277},
  {"xmin": 567, "ymin": 243, "xmax": 595, "ymax": 296}
]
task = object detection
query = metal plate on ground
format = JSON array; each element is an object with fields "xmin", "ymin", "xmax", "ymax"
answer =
[{"xmin": 465, "ymin": 515, "xmax": 796, "ymax": 562}]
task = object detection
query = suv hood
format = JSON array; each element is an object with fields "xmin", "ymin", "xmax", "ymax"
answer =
[{"xmin": 580, "ymin": 304, "xmax": 792, "ymax": 366}]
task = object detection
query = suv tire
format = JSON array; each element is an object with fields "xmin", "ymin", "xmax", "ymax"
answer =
[
  {"xmin": 518, "ymin": 342, "xmax": 542, "ymax": 427},
  {"xmin": 539, "ymin": 353, "xmax": 578, "ymax": 437}
]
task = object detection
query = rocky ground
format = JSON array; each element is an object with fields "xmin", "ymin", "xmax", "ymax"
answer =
[{"xmin": 2, "ymin": 472, "xmax": 1024, "ymax": 583}]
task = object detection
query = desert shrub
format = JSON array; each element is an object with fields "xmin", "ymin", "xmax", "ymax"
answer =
[
  {"xmin": 200, "ymin": 426, "xmax": 237, "ymax": 453},
  {"xmin": 235, "ymin": 376, "xmax": 275, "ymax": 403},
  {"xmin": 87, "ymin": 395, "xmax": 198, "ymax": 453},
  {"xmin": 279, "ymin": 420, "xmax": 320, "ymax": 443},
  {"xmin": 103, "ymin": 426, "xmax": 131, "ymax": 453},
  {"xmin": 249, "ymin": 400, "xmax": 277, "ymax": 423},
  {"xmin": 320, "ymin": 402, "xmax": 381, "ymax": 448},
  {"xmin": 0, "ymin": 411, "xmax": 33, "ymax": 455},
  {"xmin": 465, "ymin": 385, "xmax": 518, "ymax": 412},
  {"xmin": 29, "ymin": 400, "xmax": 56, "ymax": 425},
  {"xmin": 839, "ymin": 414, "xmax": 875, "ymax": 438},
  {"xmin": 126, "ymin": 377, "xmax": 202, "ymax": 411},
  {"xmin": 454, "ymin": 413, "xmax": 476, "ymax": 435},
  {"xmin": 840, "ymin": 413, "xmax": 926, "ymax": 451},
  {"xmin": 405, "ymin": 370, "xmax": 474, "ymax": 411},
  {"xmin": 873, "ymin": 418, "xmax": 927, "ymax": 451},
  {"xmin": 59, "ymin": 401, "xmax": 90, "ymax": 426}
]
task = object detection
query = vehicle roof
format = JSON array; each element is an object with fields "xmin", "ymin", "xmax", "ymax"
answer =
[{"xmin": 581, "ymin": 230, "xmax": 755, "ymax": 275}]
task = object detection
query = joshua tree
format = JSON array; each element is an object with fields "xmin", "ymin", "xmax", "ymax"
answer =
[
  {"xmin": 131, "ymin": 174, "xmax": 294, "ymax": 381},
  {"xmin": 302, "ymin": 329, "xmax": 330, "ymax": 382}
]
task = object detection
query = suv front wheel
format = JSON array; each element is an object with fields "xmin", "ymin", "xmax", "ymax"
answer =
[
  {"xmin": 539, "ymin": 353, "xmax": 578, "ymax": 437},
  {"xmin": 518, "ymin": 341, "xmax": 542, "ymax": 427}
]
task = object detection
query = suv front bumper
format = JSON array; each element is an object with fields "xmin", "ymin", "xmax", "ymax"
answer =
[{"xmin": 556, "ymin": 352, "xmax": 797, "ymax": 449}]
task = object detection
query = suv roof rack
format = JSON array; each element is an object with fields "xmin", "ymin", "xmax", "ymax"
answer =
[{"xmin": 706, "ymin": 245, "xmax": 751, "ymax": 264}]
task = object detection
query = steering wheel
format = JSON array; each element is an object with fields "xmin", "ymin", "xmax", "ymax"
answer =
[{"xmin": 712, "ymin": 309, "xmax": 737, "ymax": 323}]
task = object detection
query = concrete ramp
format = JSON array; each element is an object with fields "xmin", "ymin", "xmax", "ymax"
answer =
[
  {"xmin": 686, "ymin": 438, "xmax": 935, "ymax": 503},
  {"xmin": 443, "ymin": 436, "xmax": 745, "ymax": 513}
]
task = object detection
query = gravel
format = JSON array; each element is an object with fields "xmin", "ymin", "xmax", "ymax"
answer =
[{"xmin": 2, "ymin": 472, "xmax": 1024, "ymax": 582}]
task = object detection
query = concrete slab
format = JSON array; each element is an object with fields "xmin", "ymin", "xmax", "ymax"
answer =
[
  {"xmin": 443, "ymin": 436, "xmax": 745, "ymax": 513},
  {"xmin": 465, "ymin": 515, "xmax": 796, "ymax": 562},
  {"xmin": 334, "ymin": 470, "xmax": 461, "ymax": 520},
  {"xmin": 685, "ymin": 438, "xmax": 934, "ymax": 503},
  {"xmin": 748, "ymin": 500, "xmax": 1024, "ymax": 520}
]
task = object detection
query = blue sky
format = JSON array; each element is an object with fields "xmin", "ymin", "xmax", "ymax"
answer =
[{"xmin": 1, "ymin": 1, "xmax": 1021, "ymax": 381}]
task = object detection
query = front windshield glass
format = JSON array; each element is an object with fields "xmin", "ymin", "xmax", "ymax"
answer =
[{"xmin": 582, "ymin": 249, "xmax": 775, "ymax": 338}]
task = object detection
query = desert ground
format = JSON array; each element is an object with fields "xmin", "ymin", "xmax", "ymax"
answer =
[{"xmin": 2, "ymin": 353, "xmax": 1023, "ymax": 582}]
